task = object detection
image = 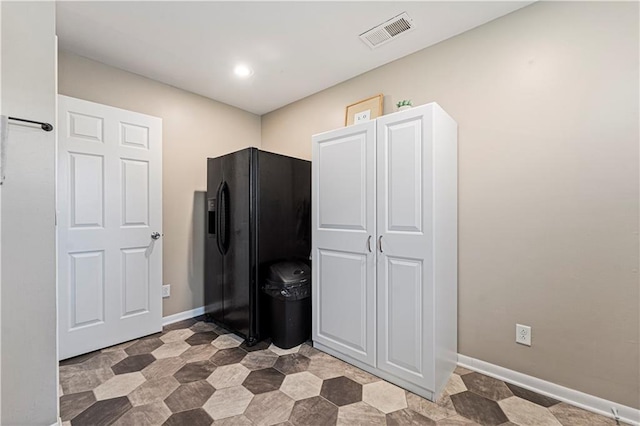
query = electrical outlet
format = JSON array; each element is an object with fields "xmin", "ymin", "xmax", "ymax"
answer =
[
  {"xmin": 162, "ymin": 285, "xmax": 170, "ymax": 298},
  {"xmin": 516, "ymin": 324, "xmax": 531, "ymax": 346}
]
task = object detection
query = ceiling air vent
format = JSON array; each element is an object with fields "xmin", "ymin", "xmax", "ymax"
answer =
[{"xmin": 359, "ymin": 12, "xmax": 414, "ymax": 49}]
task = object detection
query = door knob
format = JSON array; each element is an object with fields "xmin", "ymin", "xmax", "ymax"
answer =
[{"xmin": 151, "ymin": 232, "xmax": 163, "ymax": 240}]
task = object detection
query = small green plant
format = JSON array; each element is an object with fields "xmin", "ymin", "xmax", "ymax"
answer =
[{"xmin": 396, "ymin": 100, "xmax": 412, "ymax": 108}]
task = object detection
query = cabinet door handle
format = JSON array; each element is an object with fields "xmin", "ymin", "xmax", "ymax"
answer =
[
  {"xmin": 378, "ymin": 235, "xmax": 384, "ymax": 253},
  {"xmin": 367, "ymin": 235, "xmax": 372, "ymax": 253}
]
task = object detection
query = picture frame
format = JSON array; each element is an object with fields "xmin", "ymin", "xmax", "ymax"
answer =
[{"xmin": 345, "ymin": 94, "xmax": 384, "ymax": 126}]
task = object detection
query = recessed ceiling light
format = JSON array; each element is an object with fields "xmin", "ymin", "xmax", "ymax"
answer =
[{"xmin": 234, "ymin": 64, "xmax": 253, "ymax": 78}]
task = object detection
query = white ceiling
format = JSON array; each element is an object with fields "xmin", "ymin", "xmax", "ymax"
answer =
[{"xmin": 56, "ymin": 1, "xmax": 533, "ymax": 115}]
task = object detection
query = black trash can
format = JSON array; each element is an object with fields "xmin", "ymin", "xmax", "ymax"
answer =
[{"xmin": 263, "ymin": 261, "xmax": 311, "ymax": 349}]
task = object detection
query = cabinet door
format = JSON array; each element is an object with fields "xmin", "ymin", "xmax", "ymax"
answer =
[
  {"xmin": 376, "ymin": 105, "xmax": 435, "ymax": 389},
  {"xmin": 312, "ymin": 122, "xmax": 376, "ymax": 366}
]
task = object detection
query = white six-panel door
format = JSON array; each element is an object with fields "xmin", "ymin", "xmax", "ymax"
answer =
[
  {"xmin": 312, "ymin": 122, "xmax": 376, "ymax": 366},
  {"xmin": 376, "ymin": 105, "xmax": 435, "ymax": 389},
  {"xmin": 57, "ymin": 95, "xmax": 163, "ymax": 360}
]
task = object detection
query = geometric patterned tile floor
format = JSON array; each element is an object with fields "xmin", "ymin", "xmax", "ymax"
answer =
[{"xmin": 60, "ymin": 316, "xmax": 623, "ymax": 426}]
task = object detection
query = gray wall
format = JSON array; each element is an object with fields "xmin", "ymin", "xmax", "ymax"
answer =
[
  {"xmin": 58, "ymin": 51, "xmax": 262, "ymax": 316},
  {"xmin": 1, "ymin": 2, "xmax": 58, "ymax": 424},
  {"xmin": 261, "ymin": 2, "xmax": 640, "ymax": 408},
  {"xmin": 0, "ymin": 3, "xmax": 3, "ymax": 420}
]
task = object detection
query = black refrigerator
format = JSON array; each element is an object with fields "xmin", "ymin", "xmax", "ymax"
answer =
[{"xmin": 205, "ymin": 148, "xmax": 311, "ymax": 345}]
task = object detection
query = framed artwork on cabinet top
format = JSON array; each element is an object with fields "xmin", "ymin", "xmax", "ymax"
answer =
[{"xmin": 345, "ymin": 94, "xmax": 383, "ymax": 126}]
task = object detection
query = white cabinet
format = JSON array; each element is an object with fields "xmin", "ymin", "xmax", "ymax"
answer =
[
  {"xmin": 311, "ymin": 122, "xmax": 377, "ymax": 366},
  {"xmin": 311, "ymin": 103, "xmax": 457, "ymax": 401}
]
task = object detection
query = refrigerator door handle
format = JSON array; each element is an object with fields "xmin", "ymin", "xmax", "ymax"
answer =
[
  {"xmin": 217, "ymin": 181, "xmax": 230, "ymax": 255},
  {"xmin": 215, "ymin": 181, "xmax": 225, "ymax": 255}
]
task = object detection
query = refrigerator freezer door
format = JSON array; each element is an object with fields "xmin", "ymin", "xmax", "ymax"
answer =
[
  {"xmin": 206, "ymin": 158, "xmax": 224, "ymax": 323},
  {"xmin": 220, "ymin": 149, "xmax": 253, "ymax": 339}
]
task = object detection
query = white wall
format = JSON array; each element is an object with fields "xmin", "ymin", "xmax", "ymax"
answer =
[{"xmin": 1, "ymin": 2, "xmax": 58, "ymax": 424}]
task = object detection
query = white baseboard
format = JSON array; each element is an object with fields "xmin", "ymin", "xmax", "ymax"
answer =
[
  {"xmin": 162, "ymin": 306, "xmax": 205, "ymax": 326},
  {"xmin": 458, "ymin": 354, "xmax": 640, "ymax": 426}
]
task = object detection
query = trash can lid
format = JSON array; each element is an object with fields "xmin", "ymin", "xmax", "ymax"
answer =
[{"xmin": 266, "ymin": 261, "xmax": 310, "ymax": 285}]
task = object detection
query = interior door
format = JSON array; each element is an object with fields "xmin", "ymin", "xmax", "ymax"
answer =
[
  {"xmin": 312, "ymin": 122, "xmax": 376, "ymax": 366},
  {"xmin": 376, "ymin": 105, "xmax": 434, "ymax": 388},
  {"xmin": 57, "ymin": 95, "xmax": 163, "ymax": 360}
]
